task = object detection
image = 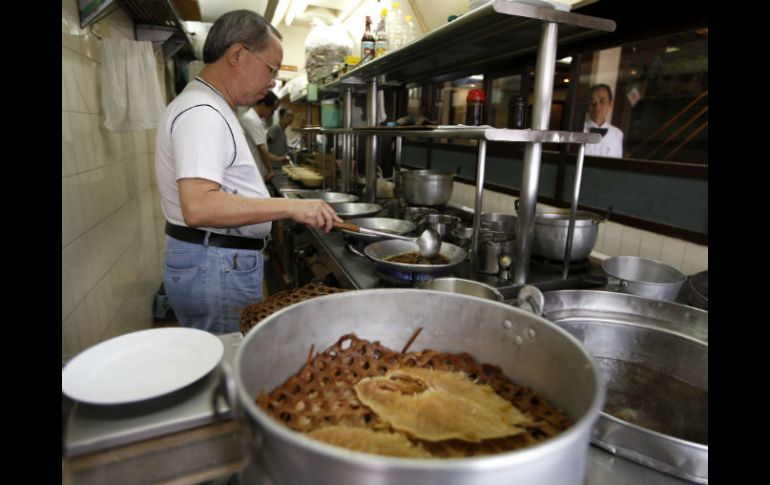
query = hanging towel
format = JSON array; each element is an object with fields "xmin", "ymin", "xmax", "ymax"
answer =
[{"xmin": 100, "ymin": 38, "xmax": 166, "ymax": 132}]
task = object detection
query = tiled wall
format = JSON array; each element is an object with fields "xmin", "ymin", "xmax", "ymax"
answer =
[
  {"xmin": 449, "ymin": 182, "xmax": 708, "ymax": 275},
  {"xmin": 62, "ymin": 0, "xmax": 165, "ymax": 363}
]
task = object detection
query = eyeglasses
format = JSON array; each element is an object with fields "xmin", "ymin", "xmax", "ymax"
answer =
[{"xmin": 245, "ymin": 47, "xmax": 280, "ymax": 80}]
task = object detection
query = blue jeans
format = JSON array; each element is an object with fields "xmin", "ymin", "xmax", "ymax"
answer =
[{"xmin": 163, "ymin": 235, "xmax": 264, "ymax": 334}]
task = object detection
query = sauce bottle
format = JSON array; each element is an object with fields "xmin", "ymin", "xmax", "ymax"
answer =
[{"xmin": 465, "ymin": 89, "xmax": 486, "ymax": 126}]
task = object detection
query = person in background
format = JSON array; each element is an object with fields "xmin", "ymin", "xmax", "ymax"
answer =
[
  {"xmin": 267, "ymin": 107, "xmax": 294, "ymax": 166},
  {"xmin": 583, "ymin": 84, "xmax": 624, "ymax": 158},
  {"xmin": 240, "ymin": 91, "xmax": 290, "ymax": 181},
  {"xmin": 154, "ymin": 10, "xmax": 341, "ymax": 335}
]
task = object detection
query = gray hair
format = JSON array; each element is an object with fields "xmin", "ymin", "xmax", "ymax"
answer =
[{"xmin": 203, "ymin": 10, "xmax": 282, "ymax": 63}]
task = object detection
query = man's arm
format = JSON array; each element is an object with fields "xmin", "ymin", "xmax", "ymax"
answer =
[{"xmin": 177, "ymin": 178, "xmax": 341, "ymax": 232}]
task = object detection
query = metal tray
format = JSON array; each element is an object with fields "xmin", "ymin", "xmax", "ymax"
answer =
[{"xmin": 542, "ymin": 290, "xmax": 708, "ymax": 483}]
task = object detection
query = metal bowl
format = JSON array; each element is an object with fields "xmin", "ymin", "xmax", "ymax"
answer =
[
  {"xmin": 330, "ymin": 202, "xmax": 384, "ymax": 219},
  {"xmin": 532, "ymin": 209, "xmax": 601, "ymax": 261},
  {"xmin": 417, "ymin": 277, "xmax": 503, "ymax": 301},
  {"xmin": 687, "ymin": 270, "xmax": 708, "ymax": 311},
  {"xmin": 299, "ymin": 191, "xmax": 358, "ymax": 203},
  {"xmin": 363, "ymin": 239, "xmax": 466, "ymax": 275},
  {"xmin": 339, "ymin": 217, "xmax": 417, "ymax": 243},
  {"xmin": 543, "ymin": 290, "xmax": 708, "ymax": 483}
]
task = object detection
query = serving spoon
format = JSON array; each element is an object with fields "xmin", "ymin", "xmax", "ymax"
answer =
[{"xmin": 334, "ymin": 221, "xmax": 442, "ymax": 259}]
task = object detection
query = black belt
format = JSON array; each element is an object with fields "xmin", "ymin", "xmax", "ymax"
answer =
[{"xmin": 165, "ymin": 222, "xmax": 265, "ymax": 250}]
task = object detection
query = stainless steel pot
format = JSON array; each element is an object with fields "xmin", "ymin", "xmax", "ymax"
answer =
[
  {"xmin": 232, "ymin": 289, "xmax": 604, "ymax": 485},
  {"xmin": 476, "ymin": 230, "xmax": 516, "ymax": 275},
  {"xmin": 542, "ymin": 290, "xmax": 708, "ymax": 483},
  {"xmin": 417, "ymin": 277, "xmax": 503, "ymax": 301},
  {"xmin": 481, "ymin": 212, "xmax": 517, "ymax": 236},
  {"xmin": 339, "ymin": 217, "xmax": 417, "ymax": 243},
  {"xmin": 601, "ymin": 256, "xmax": 686, "ymax": 302},
  {"xmin": 363, "ymin": 239, "xmax": 466, "ymax": 275},
  {"xmin": 400, "ymin": 170, "xmax": 454, "ymax": 206},
  {"xmin": 531, "ymin": 209, "xmax": 602, "ymax": 261}
]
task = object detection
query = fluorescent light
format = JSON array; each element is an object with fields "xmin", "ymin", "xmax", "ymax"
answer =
[
  {"xmin": 285, "ymin": 0, "xmax": 308, "ymax": 27},
  {"xmin": 557, "ymin": 56, "xmax": 573, "ymax": 64},
  {"xmin": 272, "ymin": 0, "xmax": 290, "ymax": 26},
  {"xmin": 666, "ymin": 46, "xmax": 680, "ymax": 54}
]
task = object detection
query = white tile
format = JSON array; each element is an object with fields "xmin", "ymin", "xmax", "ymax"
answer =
[
  {"xmin": 620, "ymin": 226, "xmax": 642, "ymax": 256},
  {"xmin": 72, "ymin": 301, "xmax": 93, "ymax": 352},
  {"xmin": 682, "ymin": 243, "xmax": 708, "ymax": 275},
  {"xmin": 595, "ymin": 221, "xmax": 607, "ymax": 254},
  {"xmin": 61, "ymin": 318, "xmax": 80, "ymax": 363},
  {"xmin": 659, "ymin": 236, "xmax": 687, "ymax": 272},
  {"xmin": 639, "ymin": 230, "xmax": 664, "ymax": 261},
  {"xmin": 86, "ymin": 292, "xmax": 104, "ymax": 348},
  {"xmin": 602, "ymin": 222, "xmax": 623, "ymax": 257},
  {"xmin": 62, "ymin": 112, "xmax": 78, "ymax": 177}
]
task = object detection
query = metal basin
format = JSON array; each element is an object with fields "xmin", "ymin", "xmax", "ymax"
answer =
[
  {"xmin": 417, "ymin": 277, "xmax": 503, "ymax": 301},
  {"xmin": 400, "ymin": 170, "xmax": 454, "ymax": 206},
  {"xmin": 542, "ymin": 290, "xmax": 708, "ymax": 484},
  {"xmin": 363, "ymin": 239, "xmax": 466, "ymax": 275},
  {"xmin": 299, "ymin": 191, "xmax": 358, "ymax": 203},
  {"xmin": 532, "ymin": 209, "xmax": 601, "ymax": 261},
  {"xmin": 602, "ymin": 256, "xmax": 687, "ymax": 302},
  {"xmin": 687, "ymin": 270, "xmax": 708, "ymax": 311},
  {"xmin": 339, "ymin": 217, "xmax": 417, "ymax": 243},
  {"xmin": 330, "ymin": 202, "xmax": 383, "ymax": 219},
  {"xmin": 233, "ymin": 289, "xmax": 604, "ymax": 485}
]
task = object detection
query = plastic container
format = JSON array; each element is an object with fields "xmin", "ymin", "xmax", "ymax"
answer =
[
  {"xmin": 320, "ymin": 100, "xmax": 340, "ymax": 128},
  {"xmin": 465, "ymin": 89, "xmax": 486, "ymax": 126}
]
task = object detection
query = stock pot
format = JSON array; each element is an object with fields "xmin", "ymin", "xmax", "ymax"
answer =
[{"xmin": 228, "ymin": 290, "xmax": 604, "ymax": 485}]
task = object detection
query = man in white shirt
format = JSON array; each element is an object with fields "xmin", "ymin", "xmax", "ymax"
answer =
[
  {"xmin": 240, "ymin": 91, "xmax": 289, "ymax": 180},
  {"xmin": 154, "ymin": 10, "xmax": 341, "ymax": 334},
  {"xmin": 583, "ymin": 84, "xmax": 624, "ymax": 158}
]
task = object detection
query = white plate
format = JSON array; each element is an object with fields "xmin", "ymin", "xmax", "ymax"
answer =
[{"xmin": 62, "ymin": 328, "xmax": 224, "ymax": 405}]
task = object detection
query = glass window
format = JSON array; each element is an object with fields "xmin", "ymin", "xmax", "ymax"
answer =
[{"xmin": 573, "ymin": 28, "xmax": 708, "ymax": 163}]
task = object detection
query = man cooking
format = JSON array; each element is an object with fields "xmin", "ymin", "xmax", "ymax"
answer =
[{"xmin": 154, "ymin": 10, "xmax": 342, "ymax": 334}]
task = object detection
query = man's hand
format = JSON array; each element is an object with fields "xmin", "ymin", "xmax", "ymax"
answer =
[{"xmin": 290, "ymin": 200, "xmax": 342, "ymax": 233}]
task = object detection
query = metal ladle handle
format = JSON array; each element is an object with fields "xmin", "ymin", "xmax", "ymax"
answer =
[{"xmin": 333, "ymin": 221, "xmax": 416, "ymax": 244}]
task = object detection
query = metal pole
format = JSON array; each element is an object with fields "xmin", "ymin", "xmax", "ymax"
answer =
[
  {"xmin": 471, "ymin": 139, "xmax": 487, "ymax": 272},
  {"xmin": 514, "ymin": 21, "xmax": 559, "ymax": 285},
  {"xmin": 331, "ymin": 134, "xmax": 337, "ymax": 191},
  {"xmin": 562, "ymin": 143, "xmax": 585, "ymax": 279},
  {"xmin": 394, "ymin": 136, "xmax": 402, "ymax": 204},
  {"xmin": 365, "ymin": 79, "xmax": 378, "ymax": 203},
  {"xmin": 342, "ymin": 88, "xmax": 353, "ymax": 192}
]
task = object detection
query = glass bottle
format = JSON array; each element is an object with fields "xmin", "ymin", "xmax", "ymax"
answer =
[
  {"xmin": 361, "ymin": 16, "xmax": 375, "ymax": 63},
  {"xmin": 375, "ymin": 9, "xmax": 389, "ymax": 58},
  {"xmin": 465, "ymin": 89, "xmax": 486, "ymax": 126}
]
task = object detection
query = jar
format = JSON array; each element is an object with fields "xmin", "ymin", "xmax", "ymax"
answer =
[
  {"xmin": 465, "ymin": 89, "xmax": 486, "ymax": 126},
  {"xmin": 507, "ymin": 95, "xmax": 527, "ymax": 129}
]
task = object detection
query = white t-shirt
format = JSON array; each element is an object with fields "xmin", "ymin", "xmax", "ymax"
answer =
[
  {"xmin": 584, "ymin": 120, "xmax": 624, "ymax": 158},
  {"xmin": 155, "ymin": 77, "xmax": 271, "ymax": 239},
  {"xmin": 239, "ymin": 108, "xmax": 270, "ymax": 178}
]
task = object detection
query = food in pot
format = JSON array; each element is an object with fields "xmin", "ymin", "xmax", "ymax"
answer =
[
  {"xmin": 386, "ymin": 252, "xmax": 449, "ymax": 265},
  {"xmin": 257, "ymin": 333, "xmax": 571, "ymax": 458},
  {"xmin": 307, "ymin": 426, "xmax": 433, "ymax": 458},
  {"xmin": 355, "ymin": 367, "xmax": 532, "ymax": 442}
]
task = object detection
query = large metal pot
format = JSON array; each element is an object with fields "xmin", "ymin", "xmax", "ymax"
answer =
[
  {"xmin": 687, "ymin": 270, "xmax": 708, "ymax": 311},
  {"xmin": 601, "ymin": 256, "xmax": 687, "ymax": 302},
  {"xmin": 531, "ymin": 209, "xmax": 602, "ymax": 261},
  {"xmin": 232, "ymin": 290, "xmax": 604, "ymax": 485},
  {"xmin": 542, "ymin": 290, "xmax": 708, "ymax": 483},
  {"xmin": 417, "ymin": 213, "xmax": 461, "ymax": 241},
  {"xmin": 476, "ymin": 231, "xmax": 517, "ymax": 275},
  {"xmin": 400, "ymin": 170, "xmax": 454, "ymax": 206}
]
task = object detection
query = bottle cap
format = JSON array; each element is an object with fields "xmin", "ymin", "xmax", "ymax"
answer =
[{"xmin": 467, "ymin": 89, "xmax": 486, "ymax": 102}]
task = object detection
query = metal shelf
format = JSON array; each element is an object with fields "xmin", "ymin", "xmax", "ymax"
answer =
[
  {"xmin": 294, "ymin": 126, "xmax": 601, "ymax": 144},
  {"xmin": 335, "ymin": 0, "xmax": 615, "ymax": 86}
]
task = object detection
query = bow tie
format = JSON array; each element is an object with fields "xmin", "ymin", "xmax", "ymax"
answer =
[{"xmin": 589, "ymin": 127, "xmax": 608, "ymax": 137}]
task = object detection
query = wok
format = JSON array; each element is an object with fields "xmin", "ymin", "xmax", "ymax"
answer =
[
  {"xmin": 338, "ymin": 217, "xmax": 417, "ymax": 243},
  {"xmin": 330, "ymin": 202, "xmax": 383, "ymax": 219},
  {"xmin": 298, "ymin": 191, "xmax": 358, "ymax": 203},
  {"xmin": 363, "ymin": 239, "xmax": 466, "ymax": 275}
]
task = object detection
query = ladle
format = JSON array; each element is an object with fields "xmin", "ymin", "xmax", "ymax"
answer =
[{"xmin": 334, "ymin": 221, "xmax": 442, "ymax": 258}]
